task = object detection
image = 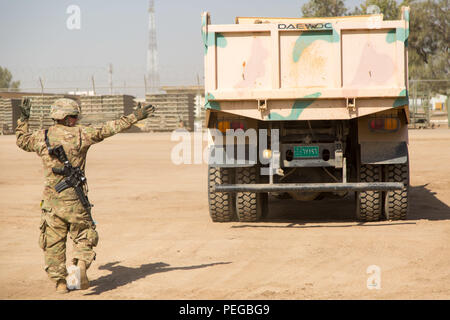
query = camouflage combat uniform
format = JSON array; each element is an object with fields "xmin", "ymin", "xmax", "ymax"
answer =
[{"xmin": 15, "ymin": 112, "xmax": 138, "ymax": 283}]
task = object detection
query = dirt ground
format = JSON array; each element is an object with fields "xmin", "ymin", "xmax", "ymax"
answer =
[{"xmin": 0, "ymin": 128, "xmax": 449, "ymax": 300}]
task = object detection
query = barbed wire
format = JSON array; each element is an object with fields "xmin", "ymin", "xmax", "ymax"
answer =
[
  {"xmin": 6, "ymin": 65, "xmax": 204, "ymax": 85},
  {"xmin": 1, "ymin": 80, "xmax": 447, "ymax": 98},
  {"xmin": 410, "ymin": 79, "xmax": 449, "ymax": 82}
]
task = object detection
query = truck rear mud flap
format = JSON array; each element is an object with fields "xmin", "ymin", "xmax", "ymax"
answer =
[{"xmin": 214, "ymin": 182, "xmax": 404, "ymax": 193}]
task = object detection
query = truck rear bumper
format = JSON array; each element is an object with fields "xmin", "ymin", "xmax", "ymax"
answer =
[{"xmin": 214, "ymin": 182, "xmax": 404, "ymax": 193}]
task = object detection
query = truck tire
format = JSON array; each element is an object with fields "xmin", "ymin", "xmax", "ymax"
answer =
[
  {"xmin": 208, "ymin": 166, "xmax": 235, "ymax": 222},
  {"xmin": 236, "ymin": 166, "xmax": 261, "ymax": 222},
  {"xmin": 384, "ymin": 163, "xmax": 409, "ymax": 220},
  {"xmin": 260, "ymin": 192, "xmax": 269, "ymax": 219},
  {"xmin": 356, "ymin": 164, "xmax": 382, "ymax": 221}
]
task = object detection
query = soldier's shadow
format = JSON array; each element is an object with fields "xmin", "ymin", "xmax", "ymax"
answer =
[{"xmin": 85, "ymin": 260, "xmax": 231, "ymax": 296}]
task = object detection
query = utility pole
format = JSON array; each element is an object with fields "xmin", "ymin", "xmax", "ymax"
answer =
[
  {"xmin": 38, "ymin": 77, "xmax": 45, "ymax": 129},
  {"xmin": 91, "ymin": 75, "xmax": 96, "ymax": 95},
  {"xmin": 147, "ymin": 0, "xmax": 160, "ymax": 93},
  {"xmin": 39, "ymin": 77, "xmax": 44, "ymax": 95},
  {"xmin": 108, "ymin": 63, "xmax": 113, "ymax": 95},
  {"xmin": 144, "ymin": 75, "xmax": 148, "ymax": 97},
  {"xmin": 446, "ymin": 95, "xmax": 449, "ymax": 129}
]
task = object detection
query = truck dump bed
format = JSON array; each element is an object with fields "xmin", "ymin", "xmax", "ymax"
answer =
[{"xmin": 202, "ymin": 9, "xmax": 410, "ymax": 122}]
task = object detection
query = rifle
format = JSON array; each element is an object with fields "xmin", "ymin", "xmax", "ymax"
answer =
[{"xmin": 44, "ymin": 130, "xmax": 94, "ymax": 224}]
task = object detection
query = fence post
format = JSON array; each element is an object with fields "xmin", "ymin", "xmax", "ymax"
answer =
[
  {"xmin": 413, "ymin": 81, "xmax": 417, "ymax": 129},
  {"xmin": 446, "ymin": 95, "xmax": 449, "ymax": 129}
]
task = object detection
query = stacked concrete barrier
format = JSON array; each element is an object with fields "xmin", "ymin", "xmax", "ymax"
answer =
[
  {"xmin": 1, "ymin": 94, "xmax": 137, "ymax": 131},
  {"xmin": 0, "ymin": 98, "xmax": 21, "ymax": 134},
  {"xmin": 26, "ymin": 95, "xmax": 64, "ymax": 131},
  {"xmin": 78, "ymin": 95, "xmax": 136, "ymax": 126},
  {"xmin": 144, "ymin": 93, "xmax": 195, "ymax": 131},
  {"xmin": 197, "ymin": 95, "xmax": 206, "ymax": 127},
  {"xmin": 78, "ymin": 95, "xmax": 103, "ymax": 113}
]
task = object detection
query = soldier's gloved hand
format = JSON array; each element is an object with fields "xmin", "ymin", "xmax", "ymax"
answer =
[
  {"xmin": 20, "ymin": 98, "xmax": 32, "ymax": 121},
  {"xmin": 133, "ymin": 103, "xmax": 155, "ymax": 121}
]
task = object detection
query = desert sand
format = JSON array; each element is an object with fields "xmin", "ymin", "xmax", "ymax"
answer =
[{"xmin": 0, "ymin": 129, "xmax": 449, "ymax": 299}]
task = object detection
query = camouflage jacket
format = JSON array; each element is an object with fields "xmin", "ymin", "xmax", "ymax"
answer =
[{"xmin": 16, "ymin": 114, "xmax": 138, "ymax": 201}]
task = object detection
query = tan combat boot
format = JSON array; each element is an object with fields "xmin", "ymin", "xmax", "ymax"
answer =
[
  {"xmin": 78, "ymin": 260, "xmax": 90, "ymax": 290},
  {"xmin": 56, "ymin": 279, "xmax": 68, "ymax": 294}
]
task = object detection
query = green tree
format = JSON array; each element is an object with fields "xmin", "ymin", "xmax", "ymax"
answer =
[
  {"xmin": 301, "ymin": 0, "xmax": 347, "ymax": 17},
  {"xmin": 350, "ymin": 0, "xmax": 448, "ymax": 94},
  {"xmin": 408, "ymin": 0, "xmax": 449, "ymax": 94},
  {"xmin": 409, "ymin": 0, "xmax": 448, "ymax": 64},
  {"xmin": 300, "ymin": 0, "xmax": 448, "ymax": 94},
  {"xmin": 352, "ymin": 0, "xmax": 404, "ymax": 20},
  {"xmin": 0, "ymin": 67, "xmax": 20, "ymax": 91}
]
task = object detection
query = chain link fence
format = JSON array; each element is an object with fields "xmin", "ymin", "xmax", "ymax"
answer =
[
  {"xmin": 409, "ymin": 80, "xmax": 449, "ymax": 129},
  {"xmin": 2, "ymin": 79, "xmax": 449, "ymax": 130},
  {"xmin": 1, "ymin": 65, "xmax": 204, "ymax": 99}
]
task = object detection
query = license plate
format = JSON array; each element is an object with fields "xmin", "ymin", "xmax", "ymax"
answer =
[{"xmin": 294, "ymin": 146, "xmax": 319, "ymax": 158}]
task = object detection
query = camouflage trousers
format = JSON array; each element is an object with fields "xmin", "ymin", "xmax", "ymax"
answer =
[{"xmin": 39, "ymin": 198, "xmax": 98, "ymax": 282}]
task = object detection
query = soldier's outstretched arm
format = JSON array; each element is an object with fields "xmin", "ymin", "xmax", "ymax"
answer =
[
  {"xmin": 15, "ymin": 98, "xmax": 40, "ymax": 152},
  {"xmin": 80, "ymin": 104, "xmax": 155, "ymax": 147}
]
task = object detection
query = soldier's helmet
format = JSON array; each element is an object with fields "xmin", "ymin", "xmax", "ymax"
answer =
[{"xmin": 50, "ymin": 98, "xmax": 80, "ymax": 120}]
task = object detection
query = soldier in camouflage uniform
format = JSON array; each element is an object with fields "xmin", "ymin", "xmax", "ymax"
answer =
[{"xmin": 16, "ymin": 98, "xmax": 154, "ymax": 293}]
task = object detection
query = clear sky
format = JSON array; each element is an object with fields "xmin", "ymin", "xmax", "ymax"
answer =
[{"xmin": 0, "ymin": 0, "xmax": 364, "ymax": 97}]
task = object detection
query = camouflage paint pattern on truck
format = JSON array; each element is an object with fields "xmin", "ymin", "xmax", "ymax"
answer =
[
  {"xmin": 202, "ymin": 8, "xmax": 410, "ymax": 123},
  {"xmin": 203, "ymin": 8, "xmax": 411, "ymax": 223}
]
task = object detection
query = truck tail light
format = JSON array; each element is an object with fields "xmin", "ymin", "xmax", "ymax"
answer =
[
  {"xmin": 218, "ymin": 121, "xmax": 230, "ymax": 133},
  {"xmin": 217, "ymin": 120, "xmax": 246, "ymax": 133},
  {"xmin": 369, "ymin": 118, "xmax": 399, "ymax": 132},
  {"xmin": 231, "ymin": 120, "xmax": 245, "ymax": 130}
]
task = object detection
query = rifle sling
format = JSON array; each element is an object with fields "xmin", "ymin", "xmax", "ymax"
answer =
[{"xmin": 44, "ymin": 129, "xmax": 51, "ymax": 151}]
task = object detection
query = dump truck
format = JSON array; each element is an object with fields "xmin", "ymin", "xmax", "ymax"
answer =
[{"xmin": 202, "ymin": 7, "xmax": 410, "ymax": 222}]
